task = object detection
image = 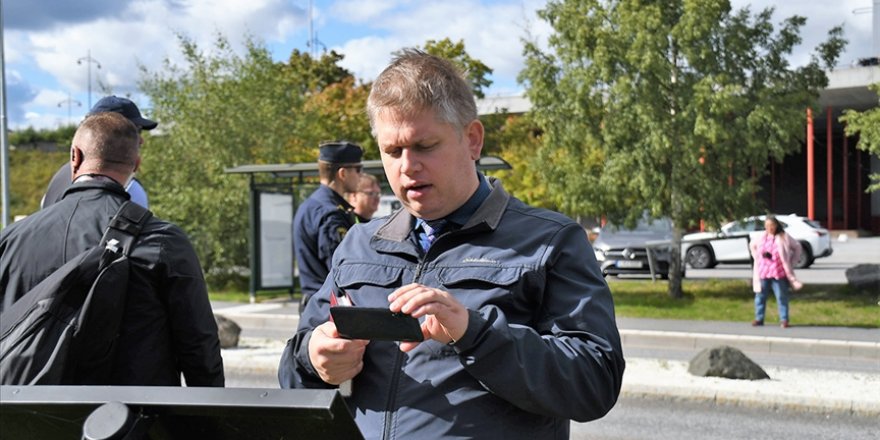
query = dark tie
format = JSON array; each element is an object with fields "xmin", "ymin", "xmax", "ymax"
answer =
[{"xmin": 419, "ymin": 219, "xmax": 446, "ymax": 252}]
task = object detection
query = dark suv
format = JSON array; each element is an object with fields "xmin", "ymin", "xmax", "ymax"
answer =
[{"xmin": 592, "ymin": 217, "xmax": 676, "ymax": 279}]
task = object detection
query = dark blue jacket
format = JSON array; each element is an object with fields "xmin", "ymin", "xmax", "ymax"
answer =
[
  {"xmin": 279, "ymin": 178, "xmax": 624, "ymax": 439},
  {"xmin": 293, "ymin": 185, "xmax": 356, "ymax": 299}
]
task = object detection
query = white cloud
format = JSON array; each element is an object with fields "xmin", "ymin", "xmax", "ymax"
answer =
[
  {"xmin": 5, "ymin": 0, "xmax": 874, "ymax": 129},
  {"xmin": 332, "ymin": 0, "xmax": 548, "ymax": 92},
  {"xmin": 331, "ymin": 0, "xmax": 402, "ymax": 23},
  {"xmin": 729, "ymin": 0, "xmax": 875, "ymax": 66}
]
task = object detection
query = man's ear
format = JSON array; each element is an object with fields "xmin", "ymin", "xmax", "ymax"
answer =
[
  {"xmin": 70, "ymin": 146, "xmax": 84, "ymax": 175},
  {"xmin": 466, "ymin": 119, "xmax": 484, "ymax": 161}
]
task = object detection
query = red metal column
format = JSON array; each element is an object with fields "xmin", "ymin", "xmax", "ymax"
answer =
[
  {"xmin": 856, "ymin": 149, "xmax": 863, "ymax": 230},
  {"xmin": 807, "ymin": 108, "xmax": 815, "ymax": 220},
  {"xmin": 826, "ymin": 107, "xmax": 833, "ymax": 229},
  {"xmin": 843, "ymin": 131, "xmax": 849, "ymax": 229},
  {"xmin": 770, "ymin": 162, "xmax": 776, "ymax": 210}
]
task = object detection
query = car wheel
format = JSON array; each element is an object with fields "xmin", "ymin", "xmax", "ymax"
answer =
[
  {"xmin": 796, "ymin": 242, "xmax": 813, "ymax": 269},
  {"xmin": 686, "ymin": 245, "xmax": 715, "ymax": 269}
]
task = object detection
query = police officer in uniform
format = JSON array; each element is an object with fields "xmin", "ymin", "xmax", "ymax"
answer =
[{"xmin": 293, "ymin": 141, "xmax": 364, "ymax": 312}]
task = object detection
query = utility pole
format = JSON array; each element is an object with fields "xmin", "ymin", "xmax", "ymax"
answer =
[
  {"xmin": 1, "ymin": 1, "xmax": 10, "ymax": 228},
  {"xmin": 77, "ymin": 50, "xmax": 101, "ymax": 110},
  {"xmin": 57, "ymin": 93, "xmax": 82, "ymax": 126}
]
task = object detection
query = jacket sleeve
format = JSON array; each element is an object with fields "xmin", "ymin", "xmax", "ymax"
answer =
[
  {"xmin": 160, "ymin": 229, "xmax": 225, "ymax": 387},
  {"xmin": 775, "ymin": 234, "xmax": 798, "ymax": 285},
  {"xmin": 451, "ymin": 223, "xmax": 625, "ymax": 423},
  {"xmin": 278, "ymin": 278, "xmax": 337, "ymax": 389}
]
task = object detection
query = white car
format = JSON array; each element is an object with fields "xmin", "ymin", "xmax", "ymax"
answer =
[{"xmin": 682, "ymin": 214, "xmax": 832, "ymax": 269}]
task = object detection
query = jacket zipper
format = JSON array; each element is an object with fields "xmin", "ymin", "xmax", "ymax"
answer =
[{"xmin": 382, "ymin": 253, "xmax": 427, "ymax": 440}]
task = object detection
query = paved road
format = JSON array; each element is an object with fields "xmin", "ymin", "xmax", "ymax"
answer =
[
  {"xmin": 685, "ymin": 236, "xmax": 880, "ymax": 284},
  {"xmin": 572, "ymin": 395, "xmax": 879, "ymax": 440}
]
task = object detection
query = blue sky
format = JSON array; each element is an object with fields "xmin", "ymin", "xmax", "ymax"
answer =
[{"xmin": 3, "ymin": 0, "xmax": 874, "ymax": 130}]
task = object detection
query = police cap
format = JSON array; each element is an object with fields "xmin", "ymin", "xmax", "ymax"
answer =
[{"xmin": 319, "ymin": 141, "xmax": 363, "ymax": 164}]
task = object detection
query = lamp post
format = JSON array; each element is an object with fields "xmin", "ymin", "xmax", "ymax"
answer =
[
  {"xmin": 57, "ymin": 93, "xmax": 82, "ymax": 126},
  {"xmin": 77, "ymin": 50, "xmax": 101, "ymax": 110}
]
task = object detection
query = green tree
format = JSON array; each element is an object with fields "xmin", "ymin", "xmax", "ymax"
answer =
[
  {"xmin": 841, "ymin": 82, "xmax": 880, "ymax": 192},
  {"xmin": 300, "ymin": 76, "xmax": 375, "ymax": 158},
  {"xmin": 520, "ymin": 0, "xmax": 845, "ymax": 298},
  {"xmin": 138, "ymin": 34, "xmax": 355, "ymax": 288},
  {"xmin": 410, "ymin": 38, "xmax": 493, "ymax": 98},
  {"xmin": 4, "ymin": 150, "xmax": 69, "ymax": 220}
]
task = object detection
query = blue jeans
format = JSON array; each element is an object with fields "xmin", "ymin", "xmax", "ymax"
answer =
[{"xmin": 755, "ymin": 278, "xmax": 790, "ymax": 322}]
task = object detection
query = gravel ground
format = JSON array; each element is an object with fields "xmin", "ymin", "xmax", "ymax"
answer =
[{"xmin": 222, "ymin": 337, "xmax": 880, "ymax": 416}]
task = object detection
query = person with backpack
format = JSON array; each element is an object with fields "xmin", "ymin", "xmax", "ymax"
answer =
[
  {"xmin": 0, "ymin": 112, "xmax": 224, "ymax": 386},
  {"xmin": 749, "ymin": 215, "xmax": 804, "ymax": 328}
]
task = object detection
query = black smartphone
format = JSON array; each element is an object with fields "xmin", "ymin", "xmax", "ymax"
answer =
[{"xmin": 330, "ymin": 307, "xmax": 424, "ymax": 342}]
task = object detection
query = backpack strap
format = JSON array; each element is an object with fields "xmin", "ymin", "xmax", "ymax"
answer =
[{"xmin": 99, "ymin": 202, "xmax": 153, "ymax": 267}]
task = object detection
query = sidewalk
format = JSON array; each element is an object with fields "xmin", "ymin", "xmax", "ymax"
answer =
[{"xmin": 213, "ymin": 300, "xmax": 880, "ymax": 416}]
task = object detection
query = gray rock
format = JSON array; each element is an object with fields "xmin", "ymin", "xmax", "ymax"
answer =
[
  {"xmin": 688, "ymin": 345, "xmax": 769, "ymax": 380},
  {"xmin": 845, "ymin": 264, "xmax": 880, "ymax": 292},
  {"xmin": 215, "ymin": 314, "xmax": 241, "ymax": 349}
]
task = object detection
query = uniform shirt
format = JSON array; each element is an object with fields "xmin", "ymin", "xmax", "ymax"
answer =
[{"xmin": 292, "ymin": 185, "xmax": 356, "ymax": 298}]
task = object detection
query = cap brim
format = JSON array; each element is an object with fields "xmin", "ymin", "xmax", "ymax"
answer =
[{"xmin": 134, "ymin": 117, "xmax": 158, "ymax": 130}]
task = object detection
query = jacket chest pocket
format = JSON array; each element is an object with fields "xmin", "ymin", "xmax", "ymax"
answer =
[
  {"xmin": 437, "ymin": 265, "xmax": 526, "ymax": 311},
  {"xmin": 333, "ymin": 263, "xmax": 405, "ymax": 307}
]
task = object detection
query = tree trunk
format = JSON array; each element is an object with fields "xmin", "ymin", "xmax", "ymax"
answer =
[{"xmin": 668, "ymin": 224, "xmax": 684, "ymax": 299}]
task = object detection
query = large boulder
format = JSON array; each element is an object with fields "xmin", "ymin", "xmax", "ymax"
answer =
[
  {"xmin": 214, "ymin": 314, "xmax": 241, "ymax": 349},
  {"xmin": 688, "ymin": 345, "xmax": 769, "ymax": 380},
  {"xmin": 845, "ymin": 264, "xmax": 880, "ymax": 292}
]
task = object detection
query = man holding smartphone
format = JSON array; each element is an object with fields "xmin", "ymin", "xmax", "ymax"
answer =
[{"xmin": 279, "ymin": 50, "xmax": 624, "ymax": 439}]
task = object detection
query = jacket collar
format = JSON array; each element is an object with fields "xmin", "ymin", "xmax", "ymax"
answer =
[
  {"xmin": 316, "ymin": 184, "xmax": 354, "ymax": 212},
  {"xmin": 373, "ymin": 177, "xmax": 510, "ymax": 245},
  {"xmin": 61, "ymin": 179, "xmax": 130, "ymax": 200}
]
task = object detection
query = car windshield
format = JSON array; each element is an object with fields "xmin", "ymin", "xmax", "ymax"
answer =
[
  {"xmin": 603, "ymin": 218, "xmax": 672, "ymax": 235},
  {"xmin": 802, "ymin": 218, "xmax": 822, "ymax": 229}
]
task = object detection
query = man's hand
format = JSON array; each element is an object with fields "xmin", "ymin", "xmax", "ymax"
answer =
[
  {"xmin": 308, "ymin": 321, "xmax": 369, "ymax": 385},
  {"xmin": 388, "ymin": 283, "xmax": 469, "ymax": 352}
]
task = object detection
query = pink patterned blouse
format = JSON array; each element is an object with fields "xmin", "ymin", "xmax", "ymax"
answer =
[{"xmin": 757, "ymin": 234, "xmax": 786, "ymax": 280}]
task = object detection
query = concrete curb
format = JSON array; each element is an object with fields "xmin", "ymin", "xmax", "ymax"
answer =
[
  {"xmin": 217, "ymin": 312, "xmax": 299, "ymax": 332},
  {"xmin": 621, "ymin": 329, "xmax": 880, "ymax": 361},
  {"xmin": 619, "ymin": 383, "xmax": 880, "ymax": 417}
]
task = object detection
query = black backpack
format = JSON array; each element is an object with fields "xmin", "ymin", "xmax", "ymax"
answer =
[{"xmin": 0, "ymin": 201, "xmax": 152, "ymax": 385}]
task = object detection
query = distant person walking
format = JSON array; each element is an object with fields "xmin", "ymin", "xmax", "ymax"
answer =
[
  {"xmin": 750, "ymin": 215, "xmax": 803, "ymax": 328},
  {"xmin": 41, "ymin": 96, "xmax": 157, "ymax": 209},
  {"xmin": 346, "ymin": 173, "xmax": 382, "ymax": 222}
]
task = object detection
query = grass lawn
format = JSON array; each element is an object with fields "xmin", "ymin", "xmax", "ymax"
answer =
[
  {"xmin": 210, "ymin": 279, "xmax": 879, "ymax": 329},
  {"xmin": 608, "ymin": 279, "xmax": 879, "ymax": 328}
]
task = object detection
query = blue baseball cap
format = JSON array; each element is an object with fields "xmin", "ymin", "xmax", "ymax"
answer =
[{"xmin": 88, "ymin": 96, "xmax": 158, "ymax": 130}]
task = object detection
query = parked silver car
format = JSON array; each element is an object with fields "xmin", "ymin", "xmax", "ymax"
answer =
[
  {"xmin": 593, "ymin": 218, "xmax": 681, "ymax": 279},
  {"xmin": 682, "ymin": 214, "xmax": 832, "ymax": 269}
]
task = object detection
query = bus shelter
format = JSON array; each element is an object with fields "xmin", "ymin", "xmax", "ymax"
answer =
[{"xmin": 225, "ymin": 156, "xmax": 512, "ymax": 302}]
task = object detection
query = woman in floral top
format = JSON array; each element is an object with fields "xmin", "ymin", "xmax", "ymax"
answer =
[{"xmin": 749, "ymin": 216, "xmax": 803, "ymax": 328}]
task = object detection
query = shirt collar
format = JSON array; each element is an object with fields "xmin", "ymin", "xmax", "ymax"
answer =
[{"xmin": 444, "ymin": 172, "xmax": 491, "ymax": 228}]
